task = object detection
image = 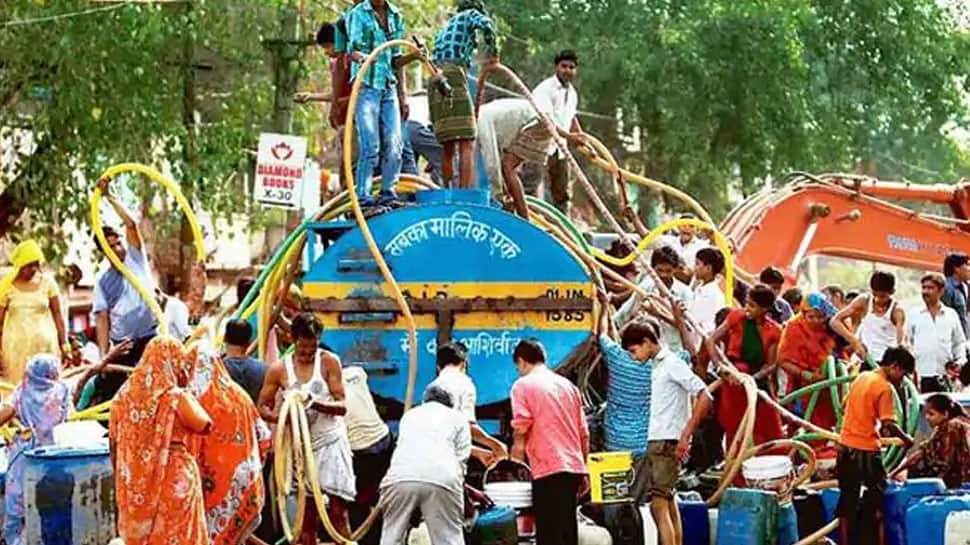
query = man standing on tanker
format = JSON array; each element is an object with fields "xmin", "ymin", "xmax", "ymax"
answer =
[{"xmin": 532, "ymin": 50, "xmax": 588, "ymax": 214}]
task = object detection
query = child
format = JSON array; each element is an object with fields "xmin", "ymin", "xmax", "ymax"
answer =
[{"xmin": 704, "ymin": 285, "xmax": 785, "ymax": 453}]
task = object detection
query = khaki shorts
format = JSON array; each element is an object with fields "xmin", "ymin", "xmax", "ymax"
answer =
[{"xmin": 645, "ymin": 440, "xmax": 680, "ymax": 500}]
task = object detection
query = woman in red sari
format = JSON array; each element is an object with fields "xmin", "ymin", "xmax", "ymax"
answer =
[
  {"xmin": 706, "ymin": 285, "xmax": 784, "ymax": 452},
  {"xmin": 186, "ymin": 347, "xmax": 272, "ymax": 545},
  {"xmin": 777, "ymin": 292, "xmax": 840, "ymax": 441}
]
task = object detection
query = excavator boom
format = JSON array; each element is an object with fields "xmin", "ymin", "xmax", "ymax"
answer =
[{"xmin": 721, "ymin": 174, "xmax": 970, "ymax": 279}]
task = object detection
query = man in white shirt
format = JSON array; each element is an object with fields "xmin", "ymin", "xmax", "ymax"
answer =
[
  {"xmin": 688, "ymin": 248, "xmax": 727, "ymax": 335},
  {"xmin": 622, "ymin": 319, "xmax": 711, "ymax": 545},
  {"xmin": 157, "ymin": 289, "xmax": 192, "ymax": 342},
  {"xmin": 531, "ymin": 49, "xmax": 586, "ymax": 214},
  {"xmin": 657, "ymin": 214, "xmax": 709, "ymax": 277},
  {"xmin": 909, "ymin": 273, "xmax": 967, "ymax": 393},
  {"xmin": 428, "ymin": 342, "xmax": 508, "ymax": 465},
  {"xmin": 615, "ymin": 246, "xmax": 693, "ymax": 351},
  {"xmin": 380, "ymin": 384, "xmax": 471, "ymax": 545}
]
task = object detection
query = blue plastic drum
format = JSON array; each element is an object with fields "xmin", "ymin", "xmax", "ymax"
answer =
[{"xmin": 23, "ymin": 445, "xmax": 115, "ymax": 545}]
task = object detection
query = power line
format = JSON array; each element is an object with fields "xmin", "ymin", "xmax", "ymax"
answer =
[{"xmin": 2, "ymin": 2, "xmax": 132, "ymax": 28}]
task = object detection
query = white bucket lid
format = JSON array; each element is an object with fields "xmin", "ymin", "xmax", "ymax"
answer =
[{"xmin": 742, "ymin": 455, "xmax": 793, "ymax": 480}]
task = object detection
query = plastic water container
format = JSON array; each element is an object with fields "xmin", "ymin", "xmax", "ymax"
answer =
[
  {"xmin": 742, "ymin": 456, "xmax": 794, "ymax": 493},
  {"xmin": 905, "ymin": 494, "xmax": 970, "ymax": 545},
  {"xmin": 468, "ymin": 505, "xmax": 518, "ymax": 545},
  {"xmin": 578, "ymin": 521, "xmax": 613, "ymax": 545},
  {"xmin": 945, "ymin": 510, "xmax": 970, "ymax": 545},
  {"xmin": 708, "ymin": 508, "xmax": 718, "ymax": 545},
  {"xmin": 677, "ymin": 492, "xmax": 710, "ymax": 545},
  {"xmin": 585, "ymin": 502, "xmax": 643, "ymax": 545},
  {"xmin": 820, "ymin": 488, "xmax": 840, "ymax": 544},
  {"xmin": 777, "ymin": 502, "xmax": 799, "ymax": 545},
  {"xmin": 793, "ymin": 489, "xmax": 827, "ymax": 539},
  {"xmin": 640, "ymin": 504, "xmax": 659, "ymax": 545},
  {"xmin": 716, "ymin": 488, "xmax": 779, "ymax": 545},
  {"xmin": 885, "ymin": 478, "xmax": 947, "ymax": 545},
  {"xmin": 587, "ymin": 452, "xmax": 634, "ymax": 503},
  {"xmin": 24, "ymin": 445, "xmax": 115, "ymax": 545}
]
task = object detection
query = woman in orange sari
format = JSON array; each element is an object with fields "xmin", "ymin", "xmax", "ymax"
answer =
[
  {"xmin": 777, "ymin": 293, "xmax": 840, "ymax": 440},
  {"xmin": 110, "ymin": 337, "xmax": 212, "ymax": 545},
  {"xmin": 186, "ymin": 348, "xmax": 271, "ymax": 545}
]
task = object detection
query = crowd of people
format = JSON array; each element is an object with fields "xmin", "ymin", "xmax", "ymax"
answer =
[
  {"xmin": 1, "ymin": 1, "xmax": 969, "ymax": 545},
  {"xmin": 598, "ymin": 227, "xmax": 970, "ymax": 545},
  {"xmin": 296, "ymin": 0, "xmax": 588, "ymax": 218}
]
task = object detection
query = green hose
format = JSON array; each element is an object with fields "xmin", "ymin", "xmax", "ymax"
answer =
[
  {"xmin": 804, "ymin": 389, "xmax": 820, "ymax": 423},
  {"xmin": 827, "ymin": 358, "xmax": 843, "ymax": 428},
  {"xmin": 234, "ymin": 213, "xmax": 320, "ymax": 320},
  {"xmin": 779, "ymin": 375, "xmax": 855, "ymax": 405}
]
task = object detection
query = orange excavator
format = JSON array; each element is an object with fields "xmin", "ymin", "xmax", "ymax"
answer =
[{"xmin": 720, "ymin": 172, "xmax": 970, "ymax": 280}]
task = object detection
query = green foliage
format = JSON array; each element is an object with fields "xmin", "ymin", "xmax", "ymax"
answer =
[
  {"xmin": 0, "ymin": 0, "xmax": 282, "ymax": 251},
  {"xmin": 486, "ymin": 0, "xmax": 970, "ymax": 219}
]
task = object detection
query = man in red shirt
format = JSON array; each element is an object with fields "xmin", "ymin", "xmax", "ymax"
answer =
[
  {"xmin": 510, "ymin": 339, "xmax": 589, "ymax": 545},
  {"xmin": 705, "ymin": 284, "xmax": 784, "ymax": 452}
]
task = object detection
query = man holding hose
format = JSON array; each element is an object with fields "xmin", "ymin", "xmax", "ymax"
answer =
[
  {"xmin": 90, "ymin": 178, "xmax": 157, "ymax": 406},
  {"xmin": 837, "ymin": 346, "xmax": 915, "ymax": 545}
]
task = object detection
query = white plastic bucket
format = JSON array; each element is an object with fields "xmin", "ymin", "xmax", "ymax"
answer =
[
  {"xmin": 742, "ymin": 455, "xmax": 794, "ymax": 492},
  {"xmin": 484, "ymin": 481, "xmax": 533, "ymax": 509}
]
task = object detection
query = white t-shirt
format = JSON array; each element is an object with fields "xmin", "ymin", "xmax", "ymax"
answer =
[
  {"xmin": 908, "ymin": 304, "xmax": 967, "ymax": 377},
  {"xmin": 343, "ymin": 366, "xmax": 390, "ymax": 451},
  {"xmin": 615, "ymin": 275, "xmax": 693, "ymax": 351},
  {"xmin": 657, "ymin": 234, "xmax": 710, "ymax": 269},
  {"xmin": 689, "ymin": 280, "xmax": 726, "ymax": 335},
  {"xmin": 647, "ymin": 348, "xmax": 709, "ymax": 441},
  {"xmin": 163, "ymin": 295, "xmax": 192, "ymax": 342},
  {"xmin": 429, "ymin": 366, "xmax": 477, "ymax": 422},
  {"xmin": 381, "ymin": 401, "xmax": 471, "ymax": 494},
  {"xmin": 531, "ymin": 75, "xmax": 578, "ymax": 156}
]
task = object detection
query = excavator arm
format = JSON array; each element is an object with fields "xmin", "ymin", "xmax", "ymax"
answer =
[{"xmin": 720, "ymin": 173, "xmax": 970, "ymax": 280}]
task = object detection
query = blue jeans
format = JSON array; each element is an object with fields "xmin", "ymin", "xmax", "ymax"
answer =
[
  {"xmin": 405, "ymin": 120, "xmax": 444, "ymax": 184},
  {"xmin": 355, "ymin": 85, "xmax": 402, "ymax": 201}
]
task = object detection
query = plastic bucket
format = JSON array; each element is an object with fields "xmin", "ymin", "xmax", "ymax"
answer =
[
  {"xmin": 742, "ymin": 455, "xmax": 794, "ymax": 493},
  {"xmin": 587, "ymin": 451, "xmax": 634, "ymax": 503}
]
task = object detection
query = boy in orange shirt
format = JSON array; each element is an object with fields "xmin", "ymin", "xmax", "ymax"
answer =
[{"xmin": 837, "ymin": 347, "xmax": 915, "ymax": 545}]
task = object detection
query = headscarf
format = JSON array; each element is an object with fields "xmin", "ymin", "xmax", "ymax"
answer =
[
  {"xmin": 801, "ymin": 292, "xmax": 838, "ymax": 319},
  {"xmin": 185, "ymin": 347, "xmax": 269, "ymax": 545},
  {"xmin": 0, "ymin": 240, "xmax": 44, "ymax": 301},
  {"xmin": 110, "ymin": 336, "xmax": 193, "ymax": 544},
  {"xmin": 12, "ymin": 354, "xmax": 70, "ymax": 447}
]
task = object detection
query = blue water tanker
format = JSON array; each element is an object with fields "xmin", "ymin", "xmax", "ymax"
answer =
[
  {"xmin": 23, "ymin": 445, "xmax": 115, "ymax": 545},
  {"xmin": 303, "ymin": 189, "xmax": 595, "ymax": 425}
]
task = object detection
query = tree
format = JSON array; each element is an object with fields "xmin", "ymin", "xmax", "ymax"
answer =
[{"xmin": 486, "ymin": 0, "xmax": 970, "ymax": 220}]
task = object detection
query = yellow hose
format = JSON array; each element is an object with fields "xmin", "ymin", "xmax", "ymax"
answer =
[
  {"xmin": 90, "ymin": 163, "xmax": 206, "ymax": 338},
  {"xmin": 341, "ymin": 40, "xmax": 440, "ymax": 411}
]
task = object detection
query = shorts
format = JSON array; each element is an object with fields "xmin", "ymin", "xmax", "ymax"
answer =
[
  {"xmin": 429, "ymin": 63, "xmax": 476, "ymax": 143},
  {"xmin": 507, "ymin": 122, "xmax": 553, "ymax": 164},
  {"xmin": 835, "ymin": 446, "xmax": 886, "ymax": 518},
  {"xmin": 644, "ymin": 440, "xmax": 680, "ymax": 500}
]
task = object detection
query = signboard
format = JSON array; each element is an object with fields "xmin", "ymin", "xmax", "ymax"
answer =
[{"xmin": 254, "ymin": 133, "xmax": 307, "ymax": 209}]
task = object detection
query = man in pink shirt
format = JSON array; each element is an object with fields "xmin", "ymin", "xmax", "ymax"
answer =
[{"xmin": 510, "ymin": 339, "xmax": 589, "ymax": 545}]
